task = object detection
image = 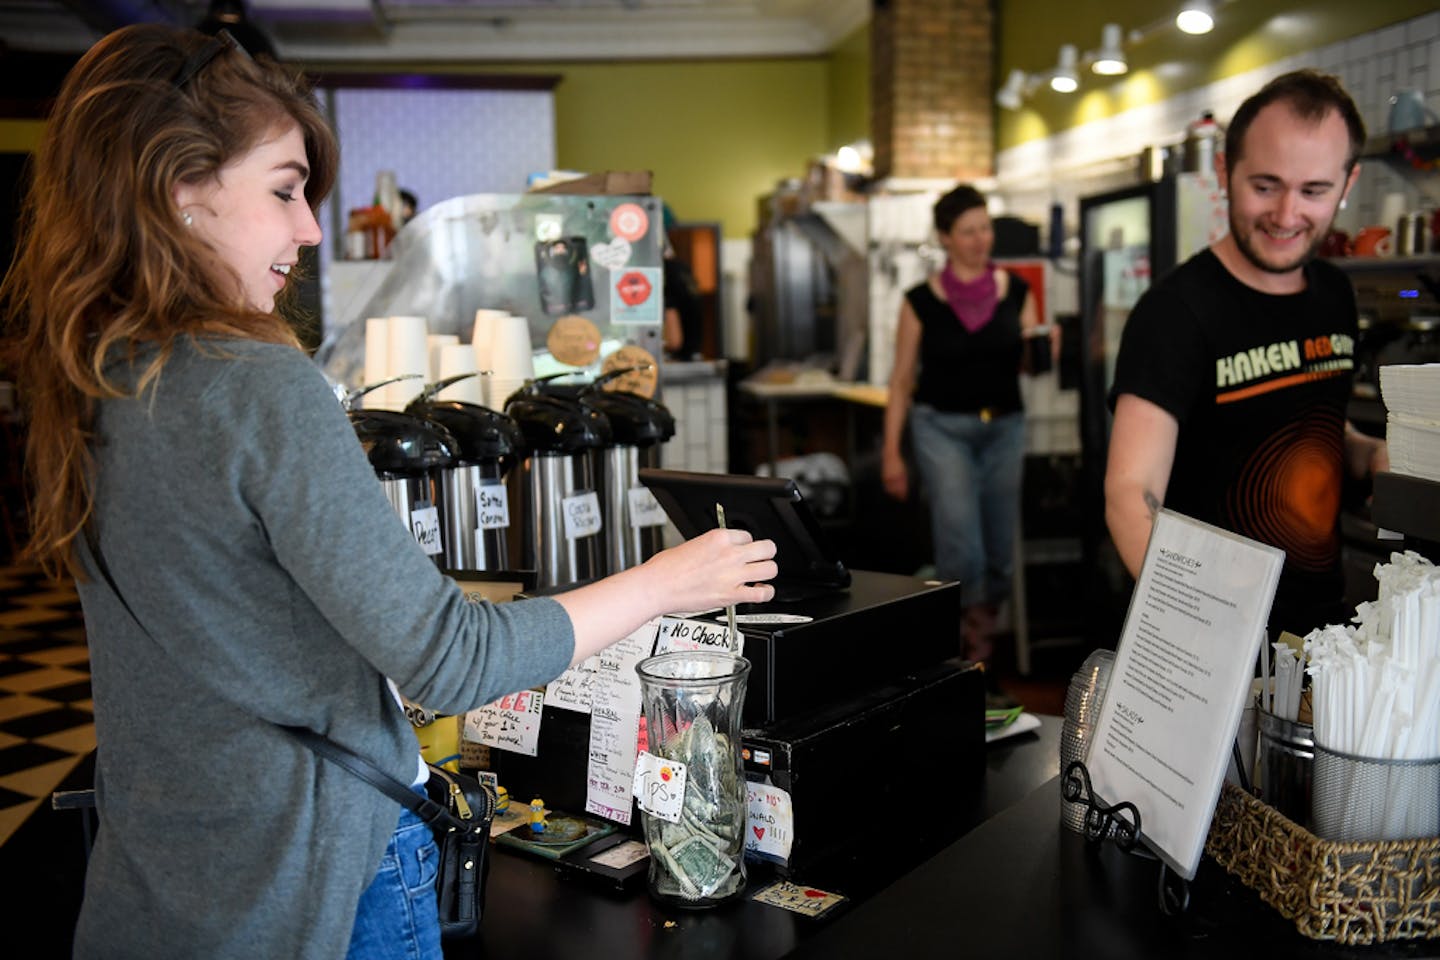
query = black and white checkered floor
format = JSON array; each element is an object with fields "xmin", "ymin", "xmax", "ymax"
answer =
[{"xmin": 0, "ymin": 562, "xmax": 94, "ymax": 849}]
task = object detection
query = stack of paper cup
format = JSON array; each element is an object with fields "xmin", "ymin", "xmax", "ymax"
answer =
[
  {"xmin": 471, "ymin": 308, "xmax": 508, "ymax": 370},
  {"xmin": 427, "ymin": 334, "xmax": 459, "ymax": 384},
  {"xmin": 363, "ymin": 317, "xmax": 390, "ymax": 407},
  {"xmin": 435, "ymin": 344, "xmax": 483, "ymax": 405},
  {"xmin": 386, "ymin": 315, "xmax": 429, "ymax": 410},
  {"xmin": 485, "ymin": 313, "xmax": 535, "ymax": 410}
]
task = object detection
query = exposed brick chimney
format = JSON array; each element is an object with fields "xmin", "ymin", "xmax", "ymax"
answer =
[{"xmin": 870, "ymin": 0, "xmax": 994, "ymax": 181}]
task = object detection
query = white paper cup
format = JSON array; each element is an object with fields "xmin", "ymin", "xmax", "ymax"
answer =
[
  {"xmin": 472, "ymin": 309, "xmax": 509, "ymax": 371},
  {"xmin": 363, "ymin": 317, "xmax": 390, "ymax": 404},
  {"xmin": 386, "ymin": 315, "xmax": 429, "ymax": 410},
  {"xmin": 427, "ymin": 334, "xmax": 460, "ymax": 384},
  {"xmin": 488, "ymin": 314, "xmax": 535, "ymax": 382},
  {"xmin": 486, "ymin": 376, "xmax": 529, "ymax": 411},
  {"xmin": 436, "ymin": 344, "xmax": 483, "ymax": 404}
]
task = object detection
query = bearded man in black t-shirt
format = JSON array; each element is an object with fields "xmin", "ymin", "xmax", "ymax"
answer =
[{"xmin": 1106, "ymin": 70, "xmax": 1389, "ymax": 638}]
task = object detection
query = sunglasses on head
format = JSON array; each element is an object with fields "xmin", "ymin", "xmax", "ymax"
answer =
[{"xmin": 172, "ymin": 28, "xmax": 252, "ymax": 89}]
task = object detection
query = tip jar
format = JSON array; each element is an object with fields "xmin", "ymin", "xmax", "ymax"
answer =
[{"xmin": 635, "ymin": 651, "xmax": 750, "ymax": 907}]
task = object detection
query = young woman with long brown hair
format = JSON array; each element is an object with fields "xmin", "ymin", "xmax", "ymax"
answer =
[{"xmin": 1, "ymin": 25, "xmax": 775, "ymax": 959}]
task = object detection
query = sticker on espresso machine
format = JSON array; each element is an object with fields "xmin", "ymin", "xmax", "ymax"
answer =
[
  {"xmin": 563, "ymin": 491, "xmax": 603, "ymax": 540},
  {"xmin": 628, "ymin": 485, "xmax": 667, "ymax": 528},
  {"xmin": 601, "ymin": 345, "xmax": 658, "ymax": 399},
  {"xmin": 409, "ymin": 504, "xmax": 443, "ymax": 555},
  {"xmin": 546, "ymin": 314, "xmax": 603, "ymax": 367},
  {"xmin": 476, "ymin": 483, "xmax": 510, "ymax": 530}
]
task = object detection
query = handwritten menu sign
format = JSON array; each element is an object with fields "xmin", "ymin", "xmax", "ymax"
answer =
[
  {"xmin": 409, "ymin": 504, "xmax": 442, "ymax": 556},
  {"xmin": 653, "ymin": 616, "xmax": 742, "ymax": 657},
  {"xmin": 1088, "ymin": 510, "xmax": 1281, "ymax": 879},
  {"xmin": 745, "ymin": 781, "xmax": 794, "ymax": 863},
  {"xmin": 464, "ymin": 688, "xmax": 545, "ymax": 757},
  {"xmin": 584, "ymin": 619, "xmax": 660, "ymax": 825},
  {"xmin": 475, "ymin": 483, "xmax": 509, "ymax": 530},
  {"xmin": 546, "ymin": 658, "xmax": 599, "ymax": 714}
]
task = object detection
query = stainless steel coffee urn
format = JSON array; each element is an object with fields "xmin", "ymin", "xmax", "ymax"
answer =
[
  {"xmin": 504, "ymin": 380, "xmax": 613, "ymax": 588},
  {"xmin": 407, "ymin": 375, "xmax": 523, "ymax": 573},
  {"xmin": 581, "ymin": 376, "xmax": 676, "ymax": 575},
  {"xmin": 347, "ymin": 406, "xmax": 459, "ymax": 567}
]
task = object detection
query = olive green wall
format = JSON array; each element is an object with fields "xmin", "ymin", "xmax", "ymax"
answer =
[
  {"xmin": 536, "ymin": 58, "xmax": 830, "ymax": 240},
  {"xmin": 997, "ymin": 0, "xmax": 1436, "ymax": 149},
  {"xmin": 0, "ymin": 120, "xmax": 45, "ymax": 153},
  {"xmin": 826, "ymin": 24, "xmax": 871, "ymax": 156}
]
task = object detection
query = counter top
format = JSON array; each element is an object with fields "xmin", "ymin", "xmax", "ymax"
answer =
[
  {"xmin": 454, "ymin": 715, "xmax": 1061, "ymax": 960},
  {"xmin": 457, "ymin": 713, "xmax": 1440, "ymax": 959}
]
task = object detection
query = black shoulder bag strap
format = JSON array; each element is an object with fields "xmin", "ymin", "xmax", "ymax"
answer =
[{"xmin": 73, "ymin": 533, "xmax": 464, "ymax": 833}]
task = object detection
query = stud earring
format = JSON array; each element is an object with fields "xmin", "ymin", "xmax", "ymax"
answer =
[
  {"xmin": 182, "ymin": 212, "xmax": 193, "ymax": 226},
  {"xmin": 1339, "ymin": 198, "xmax": 1348, "ymax": 210}
]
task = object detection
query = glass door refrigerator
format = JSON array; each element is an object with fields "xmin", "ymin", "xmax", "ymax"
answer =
[{"xmin": 1075, "ymin": 173, "xmax": 1229, "ymax": 640}]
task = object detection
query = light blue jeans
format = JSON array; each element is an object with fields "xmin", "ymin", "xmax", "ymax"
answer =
[
  {"xmin": 909, "ymin": 404, "xmax": 1026, "ymax": 608},
  {"xmin": 346, "ymin": 794, "xmax": 442, "ymax": 960}
]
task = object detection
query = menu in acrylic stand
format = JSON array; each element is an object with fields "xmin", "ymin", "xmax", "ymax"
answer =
[{"xmin": 1087, "ymin": 509, "xmax": 1283, "ymax": 879}]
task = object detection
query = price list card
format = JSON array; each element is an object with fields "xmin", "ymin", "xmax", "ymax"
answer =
[{"xmin": 1088, "ymin": 509, "xmax": 1281, "ymax": 879}]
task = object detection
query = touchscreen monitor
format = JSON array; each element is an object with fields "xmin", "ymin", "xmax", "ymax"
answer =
[{"xmin": 637, "ymin": 468, "xmax": 849, "ymax": 602}]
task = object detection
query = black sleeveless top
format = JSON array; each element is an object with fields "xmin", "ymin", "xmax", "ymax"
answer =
[{"xmin": 908, "ymin": 271, "xmax": 1029, "ymax": 414}]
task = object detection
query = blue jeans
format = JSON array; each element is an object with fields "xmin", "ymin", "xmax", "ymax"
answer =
[
  {"xmin": 347, "ymin": 796, "xmax": 442, "ymax": 960},
  {"xmin": 909, "ymin": 404, "xmax": 1026, "ymax": 608}
]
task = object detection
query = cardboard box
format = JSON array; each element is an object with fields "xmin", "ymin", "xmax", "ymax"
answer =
[{"xmin": 529, "ymin": 170, "xmax": 653, "ymax": 196}]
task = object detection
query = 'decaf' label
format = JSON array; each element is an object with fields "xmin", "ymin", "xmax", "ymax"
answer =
[
  {"xmin": 632, "ymin": 750, "xmax": 687, "ymax": 823},
  {"xmin": 410, "ymin": 505, "xmax": 443, "ymax": 555}
]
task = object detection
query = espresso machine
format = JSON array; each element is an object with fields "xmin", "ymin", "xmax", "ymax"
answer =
[
  {"xmin": 504, "ymin": 378, "xmax": 612, "ymax": 588},
  {"xmin": 406, "ymin": 374, "xmax": 524, "ymax": 573},
  {"xmin": 346, "ymin": 377, "xmax": 459, "ymax": 566},
  {"xmin": 578, "ymin": 371, "xmax": 676, "ymax": 575}
]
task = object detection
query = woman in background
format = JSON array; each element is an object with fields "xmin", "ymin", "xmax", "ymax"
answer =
[
  {"xmin": 881, "ymin": 184, "xmax": 1046, "ymax": 688},
  {"xmin": 1, "ymin": 25, "xmax": 775, "ymax": 960}
]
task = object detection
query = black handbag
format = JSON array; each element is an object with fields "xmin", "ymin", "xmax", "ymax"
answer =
[{"xmin": 280, "ymin": 726, "xmax": 495, "ymax": 940}]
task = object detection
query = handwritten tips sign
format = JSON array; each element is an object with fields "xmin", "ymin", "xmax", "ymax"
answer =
[
  {"xmin": 1087, "ymin": 509, "xmax": 1281, "ymax": 880},
  {"xmin": 745, "ymin": 781, "xmax": 794, "ymax": 863},
  {"xmin": 464, "ymin": 688, "xmax": 545, "ymax": 757},
  {"xmin": 654, "ymin": 617, "xmax": 742, "ymax": 657},
  {"xmin": 633, "ymin": 750, "xmax": 687, "ymax": 823},
  {"xmin": 583, "ymin": 619, "xmax": 658, "ymax": 825}
]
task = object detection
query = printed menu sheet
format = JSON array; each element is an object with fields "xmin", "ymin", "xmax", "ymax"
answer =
[
  {"xmin": 584, "ymin": 618, "xmax": 661, "ymax": 825},
  {"xmin": 1088, "ymin": 509, "xmax": 1281, "ymax": 879}
]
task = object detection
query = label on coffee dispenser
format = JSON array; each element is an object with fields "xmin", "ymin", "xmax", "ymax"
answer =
[
  {"xmin": 409, "ymin": 505, "xmax": 443, "ymax": 556},
  {"xmin": 563, "ymin": 491, "xmax": 603, "ymax": 540},
  {"xmin": 628, "ymin": 486, "xmax": 667, "ymax": 528},
  {"xmin": 476, "ymin": 483, "xmax": 510, "ymax": 530}
]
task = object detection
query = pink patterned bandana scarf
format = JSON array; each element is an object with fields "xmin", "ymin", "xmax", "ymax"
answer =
[{"xmin": 939, "ymin": 263, "xmax": 999, "ymax": 333}]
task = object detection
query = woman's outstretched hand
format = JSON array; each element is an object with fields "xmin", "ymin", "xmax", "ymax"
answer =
[
  {"xmin": 642, "ymin": 527, "xmax": 778, "ymax": 613},
  {"xmin": 556, "ymin": 528, "xmax": 778, "ymax": 666}
]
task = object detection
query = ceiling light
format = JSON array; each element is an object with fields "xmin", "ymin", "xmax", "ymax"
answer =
[
  {"xmin": 1176, "ymin": 1, "xmax": 1214, "ymax": 35},
  {"xmin": 996, "ymin": 69, "xmax": 1026, "ymax": 110},
  {"xmin": 1092, "ymin": 23, "xmax": 1128, "ymax": 76},
  {"xmin": 1050, "ymin": 45, "xmax": 1078, "ymax": 93}
]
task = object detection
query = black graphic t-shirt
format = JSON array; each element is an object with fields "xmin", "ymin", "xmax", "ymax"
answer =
[{"xmin": 1109, "ymin": 249, "xmax": 1357, "ymax": 636}]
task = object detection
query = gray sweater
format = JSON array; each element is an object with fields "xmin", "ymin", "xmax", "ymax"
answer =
[{"xmin": 73, "ymin": 337, "xmax": 573, "ymax": 959}]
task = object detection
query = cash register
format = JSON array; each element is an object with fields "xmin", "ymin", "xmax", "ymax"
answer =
[{"xmin": 492, "ymin": 469, "xmax": 986, "ymax": 876}]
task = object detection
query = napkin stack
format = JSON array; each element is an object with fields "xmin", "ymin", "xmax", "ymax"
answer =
[{"xmin": 1380, "ymin": 363, "xmax": 1440, "ymax": 482}]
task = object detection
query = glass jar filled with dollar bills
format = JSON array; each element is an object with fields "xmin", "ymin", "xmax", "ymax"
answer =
[{"xmin": 635, "ymin": 651, "xmax": 750, "ymax": 907}]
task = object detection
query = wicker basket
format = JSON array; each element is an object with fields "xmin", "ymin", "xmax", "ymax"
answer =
[{"xmin": 1205, "ymin": 781, "xmax": 1440, "ymax": 944}]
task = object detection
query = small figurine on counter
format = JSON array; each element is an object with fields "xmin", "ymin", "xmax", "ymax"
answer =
[
  {"xmin": 493, "ymin": 785, "xmax": 510, "ymax": 813},
  {"xmin": 529, "ymin": 798, "xmax": 548, "ymax": 834}
]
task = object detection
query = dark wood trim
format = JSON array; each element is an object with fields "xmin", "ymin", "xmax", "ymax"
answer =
[{"xmin": 306, "ymin": 71, "xmax": 561, "ymax": 92}]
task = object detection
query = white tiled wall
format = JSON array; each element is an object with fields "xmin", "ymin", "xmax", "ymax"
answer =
[
  {"xmin": 995, "ymin": 11, "xmax": 1440, "ymax": 231},
  {"xmin": 659, "ymin": 375, "xmax": 729, "ymax": 475}
]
